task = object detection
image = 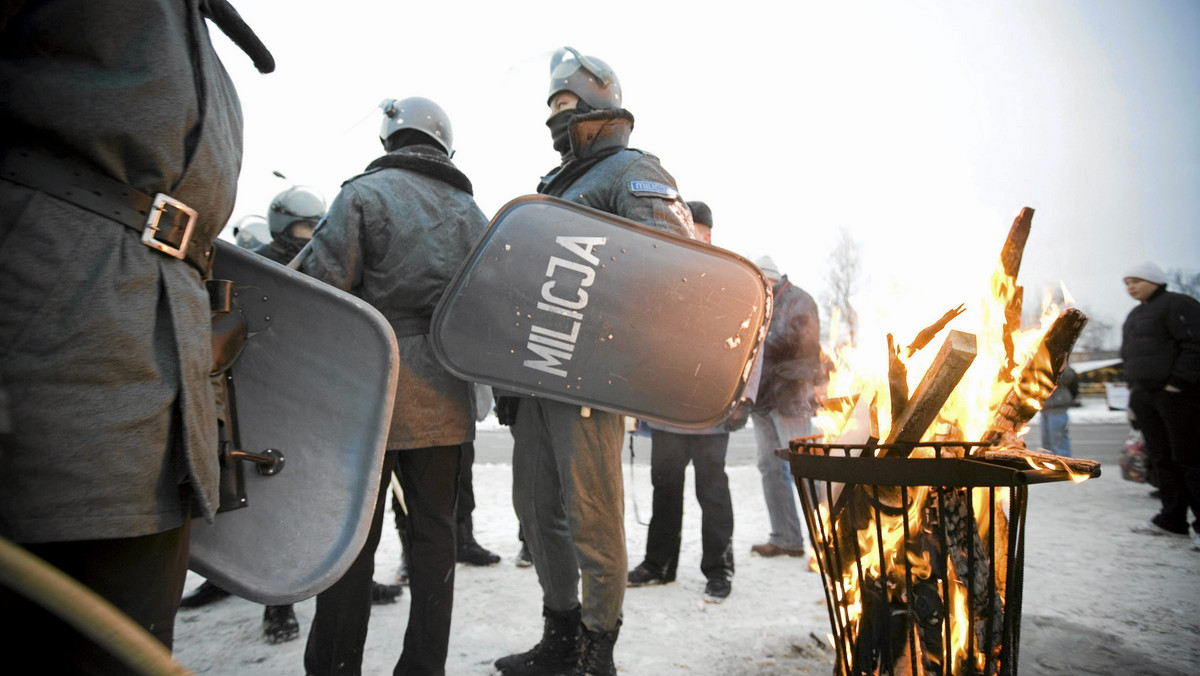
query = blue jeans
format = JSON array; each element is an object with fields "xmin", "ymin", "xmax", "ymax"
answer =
[
  {"xmin": 1039, "ymin": 410, "xmax": 1071, "ymax": 456},
  {"xmin": 751, "ymin": 410, "xmax": 810, "ymax": 549}
]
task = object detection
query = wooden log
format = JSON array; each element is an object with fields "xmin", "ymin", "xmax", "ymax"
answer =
[
  {"xmin": 985, "ymin": 308, "xmax": 1089, "ymax": 445},
  {"xmin": 981, "ymin": 448, "xmax": 1101, "ymax": 477},
  {"xmin": 884, "ymin": 330, "xmax": 978, "ymax": 452},
  {"xmin": 999, "ymin": 207, "xmax": 1034, "ymax": 382},
  {"xmin": 999, "ymin": 207, "xmax": 1034, "ymax": 279}
]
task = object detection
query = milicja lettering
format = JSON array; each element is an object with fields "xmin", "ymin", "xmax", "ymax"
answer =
[{"xmin": 523, "ymin": 236, "xmax": 606, "ymax": 377}]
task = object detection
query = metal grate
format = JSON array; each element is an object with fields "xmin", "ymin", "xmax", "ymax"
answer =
[{"xmin": 781, "ymin": 441, "xmax": 1079, "ymax": 676}]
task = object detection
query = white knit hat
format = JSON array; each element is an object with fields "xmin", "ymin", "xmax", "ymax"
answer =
[
  {"xmin": 756, "ymin": 255, "xmax": 781, "ymax": 281},
  {"xmin": 1123, "ymin": 261, "xmax": 1166, "ymax": 285}
]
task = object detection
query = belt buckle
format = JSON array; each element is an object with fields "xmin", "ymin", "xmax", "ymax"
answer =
[{"xmin": 142, "ymin": 193, "xmax": 198, "ymax": 260}]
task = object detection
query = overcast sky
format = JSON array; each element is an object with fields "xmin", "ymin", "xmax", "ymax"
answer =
[{"xmin": 213, "ymin": 0, "xmax": 1198, "ymax": 350}]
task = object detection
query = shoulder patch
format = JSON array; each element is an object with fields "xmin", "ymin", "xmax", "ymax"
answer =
[{"xmin": 628, "ymin": 180, "xmax": 679, "ymax": 200}]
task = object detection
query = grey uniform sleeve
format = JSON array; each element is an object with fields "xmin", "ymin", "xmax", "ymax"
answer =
[
  {"xmin": 611, "ymin": 156, "xmax": 695, "ymax": 238},
  {"xmin": 299, "ymin": 183, "xmax": 366, "ymax": 293}
]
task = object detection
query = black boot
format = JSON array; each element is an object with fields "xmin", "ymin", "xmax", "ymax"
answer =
[
  {"xmin": 574, "ymin": 621, "xmax": 620, "ymax": 676},
  {"xmin": 262, "ymin": 604, "xmax": 299, "ymax": 644},
  {"xmin": 371, "ymin": 580, "xmax": 403, "ymax": 604},
  {"xmin": 494, "ymin": 605, "xmax": 581, "ymax": 676},
  {"xmin": 179, "ymin": 580, "xmax": 231, "ymax": 609},
  {"xmin": 457, "ymin": 516, "xmax": 500, "ymax": 566}
]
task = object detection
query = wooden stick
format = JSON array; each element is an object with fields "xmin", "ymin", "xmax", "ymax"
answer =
[
  {"xmin": 982, "ymin": 448, "xmax": 1101, "ymax": 477},
  {"xmin": 985, "ymin": 308, "xmax": 1089, "ymax": 443},
  {"xmin": 883, "ymin": 330, "xmax": 978, "ymax": 452},
  {"xmin": 999, "ymin": 207, "xmax": 1034, "ymax": 381}
]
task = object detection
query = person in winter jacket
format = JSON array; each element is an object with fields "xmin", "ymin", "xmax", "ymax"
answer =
[
  {"xmin": 0, "ymin": 2, "xmax": 264, "ymax": 672},
  {"xmin": 297, "ymin": 97, "xmax": 488, "ymax": 676},
  {"xmin": 748, "ymin": 256, "xmax": 822, "ymax": 559},
  {"xmin": 1039, "ymin": 365, "xmax": 1078, "ymax": 456},
  {"xmin": 626, "ymin": 201, "xmax": 738, "ymax": 604},
  {"xmin": 494, "ymin": 46, "xmax": 693, "ymax": 676},
  {"xmin": 1121, "ymin": 261, "xmax": 1200, "ymax": 549}
]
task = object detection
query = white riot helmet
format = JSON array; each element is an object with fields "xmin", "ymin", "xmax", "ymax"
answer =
[
  {"xmin": 232, "ymin": 214, "xmax": 270, "ymax": 249},
  {"xmin": 268, "ymin": 186, "xmax": 326, "ymax": 237},
  {"xmin": 378, "ymin": 96, "xmax": 453, "ymax": 155},
  {"xmin": 547, "ymin": 46, "xmax": 621, "ymax": 111}
]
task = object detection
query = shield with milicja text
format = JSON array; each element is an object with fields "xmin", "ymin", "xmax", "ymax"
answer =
[{"xmin": 430, "ymin": 195, "xmax": 770, "ymax": 429}]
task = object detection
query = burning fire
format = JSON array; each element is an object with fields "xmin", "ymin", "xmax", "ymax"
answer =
[{"xmin": 801, "ymin": 209, "xmax": 1093, "ymax": 675}]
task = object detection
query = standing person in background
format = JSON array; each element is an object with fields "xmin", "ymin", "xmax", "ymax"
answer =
[
  {"xmin": 0, "ymin": 1, "xmax": 269, "ymax": 672},
  {"xmin": 1121, "ymin": 262, "xmax": 1200, "ymax": 550},
  {"xmin": 1039, "ymin": 365, "xmax": 1078, "ymax": 457},
  {"xmin": 495, "ymin": 46, "xmax": 693, "ymax": 676},
  {"xmin": 298, "ymin": 96, "xmax": 488, "ymax": 676},
  {"xmin": 253, "ymin": 185, "xmax": 326, "ymax": 264},
  {"xmin": 748, "ymin": 256, "xmax": 822, "ymax": 560},
  {"xmin": 626, "ymin": 201, "xmax": 740, "ymax": 603}
]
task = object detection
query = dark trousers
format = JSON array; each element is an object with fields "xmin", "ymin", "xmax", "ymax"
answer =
[
  {"xmin": 393, "ymin": 441, "xmax": 477, "ymax": 540},
  {"xmin": 642, "ymin": 429, "xmax": 734, "ymax": 580},
  {"xmin": 305, "ymin": 446, "xmax": 460, "ymax": 676},
  {"xmin": 1130, "ymin": 388, "xmax": 1200, "ymax": 533},
  {"xmin": 0, "ymin": 522, "xmax": 191, "ymax": 676}
]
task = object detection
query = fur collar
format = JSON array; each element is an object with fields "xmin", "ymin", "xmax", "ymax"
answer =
[{"xmin": 363, "ymin": 146, "xmax": 473, "ymax": 195}]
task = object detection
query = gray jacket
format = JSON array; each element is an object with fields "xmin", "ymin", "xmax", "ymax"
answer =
[
  {"xmin": 755, "ymin": 276, "xmax": 822, "ymax": 418},
  {"xmin": 0, "ymin": 0, "xmax": 243, "ymax": 542},
  {"xmin": 539, "ymin": 108, "xmax": 693, "ymax": 238},
  {"xmin": 300, "ymin": 146, "xmax": 488, "ymax": 450}
]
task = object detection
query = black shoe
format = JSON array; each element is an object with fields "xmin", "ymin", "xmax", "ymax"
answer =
[
  {"xmin": 704, "ymin": 574, "xmax": 732, "ymax": 603},
  {"xmin": 179, "ymin": 580, "xmax": 231, "ymax": 609},
  {"xmin": 262, "ymin": 604, "xmax": 299, "ymax": 644},
  {"xmin": 371, "ymin": 581, "xmax": 403, "ymax": 605},
  {"xmin": 458, "ymin": 539, "xmax": 501, "ymax": 566},
  {"xmin": 574, "ymin": 621, "xmax": 620, "ymax": 676},
  {"xmin": 626, "ymin": 562, "xmax": 672, "ymax": 587},
  {"xmin": 516, "ymin": 543, "xmax": 533, "ymax": 568},
  {"xmin": 495, "ymin": 605, "xmax": 581, "ymax": 675}
]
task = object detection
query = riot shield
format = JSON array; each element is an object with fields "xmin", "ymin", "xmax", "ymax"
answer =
[
  {"xmin": 191, "ymin": 240, "xmax": 398, "ymax": 605},
  {"xmin": 431, "ymin": 195, "xmax": 770, "ymax": 429}
]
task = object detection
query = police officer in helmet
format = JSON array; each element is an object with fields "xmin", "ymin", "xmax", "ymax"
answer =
[
  {"xmin": 495, "ymin": 46, "xmax": 692, "ymax": 676},
  {"xmin": 253, "ymin": 185, "xmax": 326, "ymax": 264},
  {"xmin": 298, "ymin": 95, "xmax": 487, "ymax": 676}
]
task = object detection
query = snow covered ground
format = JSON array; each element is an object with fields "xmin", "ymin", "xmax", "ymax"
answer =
[{"xmin": 172, "ymin": 399, "xmax": 1199, "ymax": 675}]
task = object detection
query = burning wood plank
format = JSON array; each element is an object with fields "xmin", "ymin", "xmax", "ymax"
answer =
[
  {"xmin": 885, "ymin": 330, "xmax": 977, "ymax": 451},
  {"xmin": 984, "ymin": 307, "xmax": 1089, "ymax": 447},
  {"xmin": 998, "ymin": 208, "xmax": 1033, "ymax": 382}
]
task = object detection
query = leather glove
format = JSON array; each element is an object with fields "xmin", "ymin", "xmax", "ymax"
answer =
[{"xmin": 495, "ymin": 396, "xmax": 520, "ymax": 426}]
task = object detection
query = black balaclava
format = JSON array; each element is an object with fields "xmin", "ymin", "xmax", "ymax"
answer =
[
  {"xmin": 546, "ymin": 99, "xmax": 594, "ymax": 158},
  {"xmin": 546, "ymin": 109, "xmax": 575, "ymax": 157}
]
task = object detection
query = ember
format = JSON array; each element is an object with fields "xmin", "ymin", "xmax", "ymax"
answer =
[{"xmin": 782, "ymin": 207, "xmax": 1101, "ymax": 676}]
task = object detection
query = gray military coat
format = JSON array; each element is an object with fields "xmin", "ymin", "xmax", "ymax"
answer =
[
  {"xmin": 300, "ymin": 146, "xmax": 488, "ymax": 450},
  {"xmin": 0, "ymin": 0, "xmax": 243, "ymax": 542}
]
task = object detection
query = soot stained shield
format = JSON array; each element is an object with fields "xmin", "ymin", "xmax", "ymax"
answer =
[{"xmin": 431, "ymin": 195, "xmax": 770, "ymax": 429}]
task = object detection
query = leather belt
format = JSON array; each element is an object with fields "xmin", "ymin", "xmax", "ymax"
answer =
[{"xmin": 0, "ymin": 149, "xmax": 213, "ymax": 275}]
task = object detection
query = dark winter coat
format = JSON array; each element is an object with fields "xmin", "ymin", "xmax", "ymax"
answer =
[
  {"xmin": 1041, "ymin": 366, "xmax": 1078, "ymax": 412},
  {"xmin": 755, "ymin": 276, "xmax": 822, "ymax": 417},
  {"xmin": 0, "ymin": 0, "xmax": 243, "ymax": 542},
  {"xmin": 299, "ymin": 145, "xmax": 488, "ymax": 450},
  {"xmin": 1120, "ymin": 286, "xmax": 1200, "ymax": 394},
  {"xmin": 538, "ymin": 108, "xmax": 693, "ymax": 238}
]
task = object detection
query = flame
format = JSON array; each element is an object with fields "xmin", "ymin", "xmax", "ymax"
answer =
[{"xmin": 808, "ymin": 230, "xmax": 1089, "ymax": 674}]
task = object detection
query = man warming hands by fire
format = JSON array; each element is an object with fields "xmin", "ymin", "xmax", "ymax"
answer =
[{"xmin": 1122, "ymin": 261, "xmax": 1200, "ymax": 550}]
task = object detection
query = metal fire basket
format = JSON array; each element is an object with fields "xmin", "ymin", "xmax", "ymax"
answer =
[{"xmin": 781, "ymin": 440, "xmax": 1084, "ymax": 676}]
